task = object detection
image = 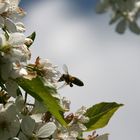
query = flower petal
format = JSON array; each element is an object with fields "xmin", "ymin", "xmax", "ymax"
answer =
[
  {"xmin": 16, "ymin": 22, "xmax": 25, "ymax": 32},
  {"xmin": 0, "ymin": 16, "xmax": 4, "ymax": 28},
  {"xmin": 9, "ymin": 0, "xmax": 20, "ymax": 12},
  {"xmin": 21, "ymin": 116, "xmax": 35, "ymax": 136},
  {"xmin": 15, "ymin": 95, "xmax": 25, "ymax": 112},
  {"xmin": 5, "ymin": 18, "xmax": 17, "ymax": 33},
  {"xmin": 18, "ymin": 132, "xmax": 28, "ymax": 140},
  {"xmin": 0, "ymin": 1, "xmax": 9, "ymax": 14},
  {"xmin": 5, "ymin": 79, "xmax": 18, "ymax": 97},
  {"xmin": 36, "ymin": 122, "xmax": 56, "ymax": 138},
  {"xmin": 9, "ymin": 32, "xmax": 25, "ymax": 46}
]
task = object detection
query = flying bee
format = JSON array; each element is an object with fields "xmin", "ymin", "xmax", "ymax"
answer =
[{"xmin": 58, "ymin": 64, "xmax": 84, "ymax": 88}]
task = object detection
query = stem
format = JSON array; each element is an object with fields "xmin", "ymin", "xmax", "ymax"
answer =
[
  {"xmin": 24, "ymin": 92, "xmax": 28, "ymax": 104},
  {"xmin": 26, "ymin": 103, "xmax": 35, "ymax": 106}
]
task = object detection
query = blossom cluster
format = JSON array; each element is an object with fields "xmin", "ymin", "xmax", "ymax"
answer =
[
  {"xmin": 96, "ymin": 0, "xmax": 140, "ymax": 34},
  {"xmin": 0, "ymin": 0, "xmax": 119, "ymax": 140},
  {"xmin": 0, "ymin": 1, "xmax": 93, "ymax": 139}
]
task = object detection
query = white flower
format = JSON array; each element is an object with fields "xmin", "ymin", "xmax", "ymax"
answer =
[
  {"xmin": 135, "ymin": 1, "xmax": 140, "ymax": 8},
  {"xmin": 0, "ymin": 15, "xmax": 4, "ymax": 28},
  {"xmin": 0, "ymin": 57, "xmax": 13, "ymax": 80},
  {"xmin": 0, "ymin": 0, "xmax": 25, "ymax": 32},
  {"xmin": 15, "ymin": 95, "xmax": 25, "ymax": 112},
  {"xmin": 0, "ymin": 16, "xmax": 25, "ymax": 33},
  {"xmin": 4, "ymin": 18, "xmax": 17, "ymax": 32},
  {"xmin": 75, "ymin": 106, "xmax": 87, "ymax": 116},
  {"xmin": 21, "ymin": 116, "xmax": 36, "ymax": 137},
  {"xmin": 0, "ymin": 0, "xmax": 10, "ymax": 14},
  {"xmin": 0, "ymin": 32, "xmax": 30, "ymax": 60},
  {"xmin": 0, "ymin": 0, "xmax": 25, "ymax": 18},
  {"xmin": 15, "ymin": 22, "xmax": 25, "ymax": 32},
  {"xmin": 40, "ymin": 59, "xmax": 59, "ymax": 82},
  {"xmin": 5, "ymin": 79, "xmax": 18, "ymax": 97},
  {"xmin": 8, "ymin": 0, "xmax": 20, "ymax": 13},
  {"xmin": 59, "ymin": 133, "xmax": 77, "ymax": 140},
  {"xmin": 31, "ymin": 113, "xmax": 43, "ymax": 124},
  {"xmin": 33, "ymin": 57, "xmax": 60, "ymax": 86},
  {"xmin": 61, "ymin": 97, "xmax": 71, "ymax": 111},
  {"xmin": 74, "ymin": 106, "xmax": 89, "ymax": 123},
  {"xmin": 56, "ymin": 106, "xmax": 89, "ymax": 140},
  {"xmin": 36, "ymin": 122, "xmax": 57, "ymax": 138},
  {"xmin": 0, "ymin": 32, "xmax": 30, "ymax": 80},
  {"xmin": 0, "ymin": 102, "xmax": 20, "ymax": 140},
  {"xmin": 21, "ymin": 116, "xmax": 56, "ymax": 139},
  {"xmin": 60, "ymin": 106, "xmax": 89, "ymax": 139}
]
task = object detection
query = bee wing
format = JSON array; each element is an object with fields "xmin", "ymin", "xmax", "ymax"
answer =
[
  {"xmin": 63, "ymin": 64, "xmax": 69, "ymax": 74},
  {"xmin": 57, "ymin": 82, "xmax": 67, "ymax": 90}
]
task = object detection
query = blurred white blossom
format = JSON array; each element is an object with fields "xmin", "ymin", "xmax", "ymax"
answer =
[{"xmin": 0, "ymin": 102, "xmax": 20, "ymax": 140}]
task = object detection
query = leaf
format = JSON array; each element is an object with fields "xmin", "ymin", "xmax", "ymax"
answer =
[
  {"xmin": 84, "ymin": 102, "xmax": 123, "ymax": 131},
  {"xmin": 115, "ymin": 19, "xmax": 126, "ymax": 34},
  {"xmin": 31, "ymin": 99, "xmax": 48, "ymax": 114},
  {"xmin": 129, "ymin": 21, "xmax": 140, "ymax": 34},
  {"xmin": 26, "ymin": 32, "xmax": 36, "ymax": 48},
  {"xmin": 16, "ymin": 77, "xmax": 66, "ymax": 126}
]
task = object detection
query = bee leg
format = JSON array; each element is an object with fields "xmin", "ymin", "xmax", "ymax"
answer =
[{"xmin": 70, "ymin": 83, "xmax": 73, "ymax": 87}]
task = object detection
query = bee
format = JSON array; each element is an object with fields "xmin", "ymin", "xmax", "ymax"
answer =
[{"xmin": 58, "ymin": 64, "xmax": 84, "ymax": 87}]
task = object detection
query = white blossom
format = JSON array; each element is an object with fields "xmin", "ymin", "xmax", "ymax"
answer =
[
  {"xmin": 0, "ymin": 102, "xmax": 20, "ymax": 140},
  {"xmin": 36, "ymin": 122, "xmax": 57, "ymax": 138},
  {"xmin": 0, "ymin": 0, "xmax": 25, "ymax": 33},
  {"xmin": 0, "ymin": 32, "xmax": 30, "ymax": 80},
  {"xmin": 61, "ymin": 97, "xmax": 71, "ymax": 111},
  {"xmin": 21, "ymin": 116, "xmax": 35, "ymax": 137},
  {"xmin": 33, "ymin": 57, "xmax": 60, "ymax": 87},
  {"xmin": 21, "ymin": 115, "xmax": 57, "ymax": 139},
  {"xmin": 5, "ymin": 79, "xmax": 18, "ymax": 97},
  {"xmin": 0, "ymin": 0, "xmax": 10, "ymax": 14}
]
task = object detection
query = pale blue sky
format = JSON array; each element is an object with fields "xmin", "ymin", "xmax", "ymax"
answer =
[{"xmin": 21, "ymin": 1, "xmax": 140, "ymax": 140}]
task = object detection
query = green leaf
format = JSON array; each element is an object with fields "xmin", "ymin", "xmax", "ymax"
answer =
[
  {"xmin": 129, "ymin": 21, "xmax": 140, "ymax": 34},
  {"xmin": 115, "ymin": 19, "xmax": 126, "ymax": 34},
  {"xmin": 84, "ymin": 102, "xmax": 123, "ymax": 131},
  {"xmin": 16, "ymin": 77, "xmax": 66, "ymax": 126},
  {"xmin": 26, "ymin": 32, "xmax": 36, "ymax": 48},
  {"xmin": 27, "ymin": 31, "xmax": 36, "ymax": 41}
]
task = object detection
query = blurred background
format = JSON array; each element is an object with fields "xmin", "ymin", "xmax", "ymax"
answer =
[{"xmin": 20, "ymin": 0, "xmax": 140, "ymax": 140}]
